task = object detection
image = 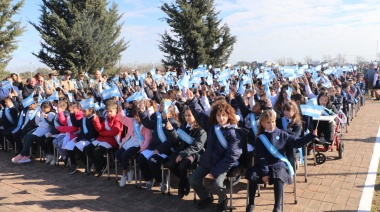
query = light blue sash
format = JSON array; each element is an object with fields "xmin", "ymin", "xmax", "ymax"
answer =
[
  {"xmin": 259, "ymin": 134, "xmax": 294, "ymax": 176},
  {"xmin": 214, "ymin": 125, "xmax": 228, "ymax": 149},
  {"xmin": 133, "ymin": 118, "xmax": 144, "ymax": 141},
  {"xmin": 54, "ymin": 114, "xmax": 62, "ymax": 128},
  {"xmin": 12, "ymin": 110, "xmax": 24, "ymax": 133},
  {"xmin": 281, "ymin": 117, "xmax": 289, "ymax": 130},
  {"xmin": 177, "ymin": 128, "xmax": 195, "ymax": 145},
  {"xmin": 82, "ymin": 118, "xmax": 88, "ymax": 134},
  {"xmin": 4, "ymin": 108, "xmax": 14, "ymax": 124},
  {"xmin": 29, "ymin": 107, "xmax": 39, "ymax": 120},
  {"xmin": 156, "ymin": 112, "xmax": 167, "ymax": 143},
  {"xmin": 249, "ymin": 113, "xmax": 258, "ymax": 135}
]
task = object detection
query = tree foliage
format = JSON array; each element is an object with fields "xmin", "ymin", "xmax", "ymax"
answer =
[
  {"xmin": 0, "ymin": 0, "xmax": 25, "ymax": 72},
  {"xmin": 30, "ymin": 0, "xmax": 128, "ymax": 75},
  {"xmin": 159, "ymin": 0, "xmax": 236, "ymax": 69}
]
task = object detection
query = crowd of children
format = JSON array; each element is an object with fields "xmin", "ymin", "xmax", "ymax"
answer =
[{"xmin": 0, "ymin": 63, "xmax": 374, "ymax": 212}]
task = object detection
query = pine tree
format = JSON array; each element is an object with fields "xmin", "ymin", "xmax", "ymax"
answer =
[
  {"xmin": 0, "ymin": 0, "xmax": 25, "ymax": 72},
  {"xmin": 30, "ymin": 0, "xmax": 128, "ymax": 75},
  {"xmin": 159, "ymin": 0, "xmax": 236, "ymax": 69}
]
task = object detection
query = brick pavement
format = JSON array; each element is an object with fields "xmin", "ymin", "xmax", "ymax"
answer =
[{"xmin": 0, "ymin": 100, "xmax": 379, "ymax": 212}]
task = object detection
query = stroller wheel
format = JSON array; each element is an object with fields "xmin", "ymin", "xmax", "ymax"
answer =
[{"xmin": 315, "ymin": 153, "xmax": 326, "ymax": 164}]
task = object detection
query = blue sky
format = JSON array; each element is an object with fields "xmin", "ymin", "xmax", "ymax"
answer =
[{"xmin": 6, "ymin": 0, "xmax": 380, "ymax": 73}]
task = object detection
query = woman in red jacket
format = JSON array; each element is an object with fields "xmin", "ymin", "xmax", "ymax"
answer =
[{"xmin": 84, "ymin": 100, "xmax": 123, "ymax": 177}]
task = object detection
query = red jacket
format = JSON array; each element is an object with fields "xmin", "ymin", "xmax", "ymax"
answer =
[
  {"xmin": 93, "ymin": 115, "xmax": 123, "ymax": 147},
  {"xmin": 56, "ymin": 111, "xmax": 82, "ymax": 140}
]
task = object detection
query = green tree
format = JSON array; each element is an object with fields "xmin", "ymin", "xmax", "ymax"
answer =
[
  {"xmin": 159, "ymin": 0, "xmax": 236, "ymax": 69},
  {"xmin": 0, "ymin": 0, "xmax": 25, "ymax": 72},
  {"xmin": 30, "ymin": 0, "xmax": 128, "ymax": 75}
]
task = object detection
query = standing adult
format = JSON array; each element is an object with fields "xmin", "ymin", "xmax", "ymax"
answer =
[
  {"xmin": 44, "ymin": 70, "xmax": 59, "ymax": 97},
  {"xmin": 11, "ymin": 73, "xmax": 23, "ymax": 91},
  {"xmin": 364, "ymin": 63, "xmax": 375, "ymax": 98},
  {"xmin": 76, "ymin": 71, "xmax": 89, "ymax": 100},
  {"xmin": 22, "ymin": 77, "xmax": 38, "ymax": 99},
  {"xmin": 60, "ymin": 70, "xmax": 76, "ymax": 95}
]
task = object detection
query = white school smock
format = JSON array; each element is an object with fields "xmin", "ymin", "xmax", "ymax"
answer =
[{"xmin": 33, "ymin": 112, "xmax": 55, "ymax": 137}]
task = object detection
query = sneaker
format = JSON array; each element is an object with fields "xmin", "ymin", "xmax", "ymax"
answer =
[
  {"xmin": 146, "ymin": 180, "xmax": 153, "ymax": 191},
  {"xmin": 119, "ymin": 174, "xmax": 128, "ymax": 187},
  {"xmin": 197, "ymin": 193, "xmax": 214, "ymax": 209},
  {"xmin": 246, "ymin": 204, "xmax": 255, "ymax": 212},
  {"xmin": 69, "ymin": 164, "xmax": 79, "ymax": 175},
  {"xmin": 50, "ymin": 158, "xmax": 56, "ymax": 166},
  {"xmin": 127, "ymin": 169, "xmax": 134, "ymax": 183},
  {"xmin": 11, "ymin": 154, "xmax": 23, "ymax": 163},
  {"xmin": 216, "ymin": 196, "xmax": 228, "ymax": 212},
  {"xmin": 45, "ymin": 155, "xmax": 53, "ymax": 164},
  {"xmin": 18, "ymin": 157, "xmax": 32, "ymax": 164}
]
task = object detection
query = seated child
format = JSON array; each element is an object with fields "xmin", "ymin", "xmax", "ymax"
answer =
[
  {"xmin": 246, "ymin": 109, "xmax": 317, "ymax": 212},
  {"xmin": 85, "ymin": 100, "xmax": 123, "ymax": 177}
]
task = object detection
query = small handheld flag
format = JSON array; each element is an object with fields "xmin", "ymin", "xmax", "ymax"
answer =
[
  {"xmin": 102, "ymin": 85, "xmax": 121, "ymax": 100},
  {"xmin": 22, "ymin": 93, "xmax": 35, "ymax": 107},
  {"xmin": 80, "ymin": 98, "xmax": 95, "ymax": 110}
]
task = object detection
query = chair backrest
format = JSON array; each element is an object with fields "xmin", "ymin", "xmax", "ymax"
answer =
[{"xmin": 236, "ymin": 127, "xmax": 249, "ymax": 168}]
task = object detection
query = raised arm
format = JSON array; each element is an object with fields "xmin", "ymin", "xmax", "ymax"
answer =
[{"xmin": 186, "ymin": 90, "xmax": 211, "ymax": 132}]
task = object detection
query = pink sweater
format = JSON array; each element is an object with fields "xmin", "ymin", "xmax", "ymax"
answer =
[
  {"xmin": 118, "ymin": 111, "xmax": 152, "ymax": 151},
  {"xmin": 56, "ymin": 111, "xmax": 83, "ymax": 140}
]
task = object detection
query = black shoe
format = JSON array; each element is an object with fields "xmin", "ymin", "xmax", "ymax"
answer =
[
  {"xmin": 184, "ymin": 179, "xmax": 190, "ymax": 196},
  {"xmin": 177, "ymin": 184, "xmax": 185, "ymax": 199},
  {"xmin": 69, "ymin": 164, "xmax": 79, "ymax": 175},
  {"xmin": 216, "ymin": 196, "xmax": 228, "ymax": 212},
  {"xmin": 197, "ymin": 193, "xmax": 214, "ymax": 209},
  {"xmin": 246, "ymin": 204, "xmax": 255, "ymax": 212},
  {"xmin": 96, "ymin": 166, "xmax": 107, "ymax": 178}
]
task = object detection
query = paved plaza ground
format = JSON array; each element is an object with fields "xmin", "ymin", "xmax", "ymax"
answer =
[{"xmin": 0, "ymin": 100, "xmax": 379, "ymax": 212}]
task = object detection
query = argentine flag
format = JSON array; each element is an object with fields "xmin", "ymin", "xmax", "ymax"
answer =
[
  {"xmin": 102, "ymin": 85, "xmax": 120, "ymax": 100},
  {"xmin": 22, "ymin": 93, "xmax": 35, "ymax": 107},
  {"xmin": 300, "ymin": 105, "xmax": 324, "ymax": 119}
]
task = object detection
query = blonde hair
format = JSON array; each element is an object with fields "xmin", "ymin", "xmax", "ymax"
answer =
[{"xmin": 257, "ymin": 109, "xmax": 277, "ymax": 136}]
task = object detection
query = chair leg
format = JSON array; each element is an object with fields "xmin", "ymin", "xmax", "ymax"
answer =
[
  {"xmin": 167, "ymin": 169, "xmax": 171, "ymax": 196},
  {"xmin": 115, "ymin": 158, "xmax": 118, "ymax": 183},
  {"xmin": 161, "ymin": 165, "xmax": 165, "ymax": 195},
  {"xmin": 304, "ymin": 155, "xmax": 308, "ymax": 183},
  {"xmin": 86, "ymin": 155, "xmax": 89, "ymax": 174},
  {"xmin": 293, "ymin": 170, "xmax": 298, "ymax": 204},
  {"xmin": 246, "ymin": 180, "xmax": 249, "ymax": 207},
  {"xmin": 39, "ymin": 146, "xmax": 43, "ymax": 162},
  {"xmin": 229, "ymin": 177, "xmax": 233, "ymax": 212},
  {"xmin": 107, "ymin": 152, "xmax": 110, "ymax": 180}
]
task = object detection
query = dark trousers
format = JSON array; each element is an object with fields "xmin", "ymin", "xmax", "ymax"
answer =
[
  {"xmin": 68, "ymin": 146, "xmax": 87, "ymax": 167},
  {"xmin": 313, "ymin": 120, "xmax": 335, "ymax": 142},
  {"xmin": 137, "ymin": 153, "xmax": 165, "ymax": 183},
  {"xmin": 115, "ymin": 146, "xmax": 140, "ymax": 171},
  {"xmin": 20, "ymin": 133, "xmax": 40, "ymax": 156},
  {"xmin": 84, "ymin": 144, "xmax": 107, "ymax": 171},
  {"xmin": 189, "ymin": 165, "xmax": 227, "ymax": 203},
  {"xmin": 41, "ymin": 137, "xmax": 55, "ymax": 155},
  {"xmin": 246, "ymin": 166, "xmax": 284, "ymax": 211},
  {"xmin": 165, "ymin": 152, "xmax": 192, "ymax": 186}
]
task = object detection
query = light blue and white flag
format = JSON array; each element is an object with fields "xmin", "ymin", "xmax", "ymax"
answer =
[
  {"xmin": 218, "ymin": 68, "xmax": 230, "ymax": 82},
  {"xmin": 80, "ymin": 98, "xmax": 94, "ymax": 110},
  {"xmin": 178, "ymin": 72, "xmax": 190, "ymax": 89},
  {"xmin": 48, "ymin": 92, "xmax": 59, "ymax": 101},
  {"xmin": 102, "ymin": 85, "xmax": 120, "ymax": 100},
  {"xmin": 306, "ymin": 98, "xmax": 317, "ymax": 105},
  {"xmin": 163, "ymin": 101, "xmax": 172, "ymax": 114},
  {"xmin": 300, "ymin": 104, "xmax": 324, "ymax": 118},
  {"xmin": 67, "ymin": 92, "xmax": 73, "ymax": 103},
  {"xmin": 100, "ymin": 67, "xmax": 104, "ymax": 74},
  {"xmin": 1, "ymin": 81, "xmax": 12, "ymax": 90},
  {"xmin": 286, "ymin": 87, "xmax": 293, "ymax": 100},
  {"xmin": 22, "ymin": 93, "xmax": 35, "ymax": 107}
]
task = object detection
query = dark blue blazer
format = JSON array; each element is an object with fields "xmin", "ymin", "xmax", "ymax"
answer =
[{"xmin": 188, "ymin": 97, "xmax": 242, "ymax": 178}]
